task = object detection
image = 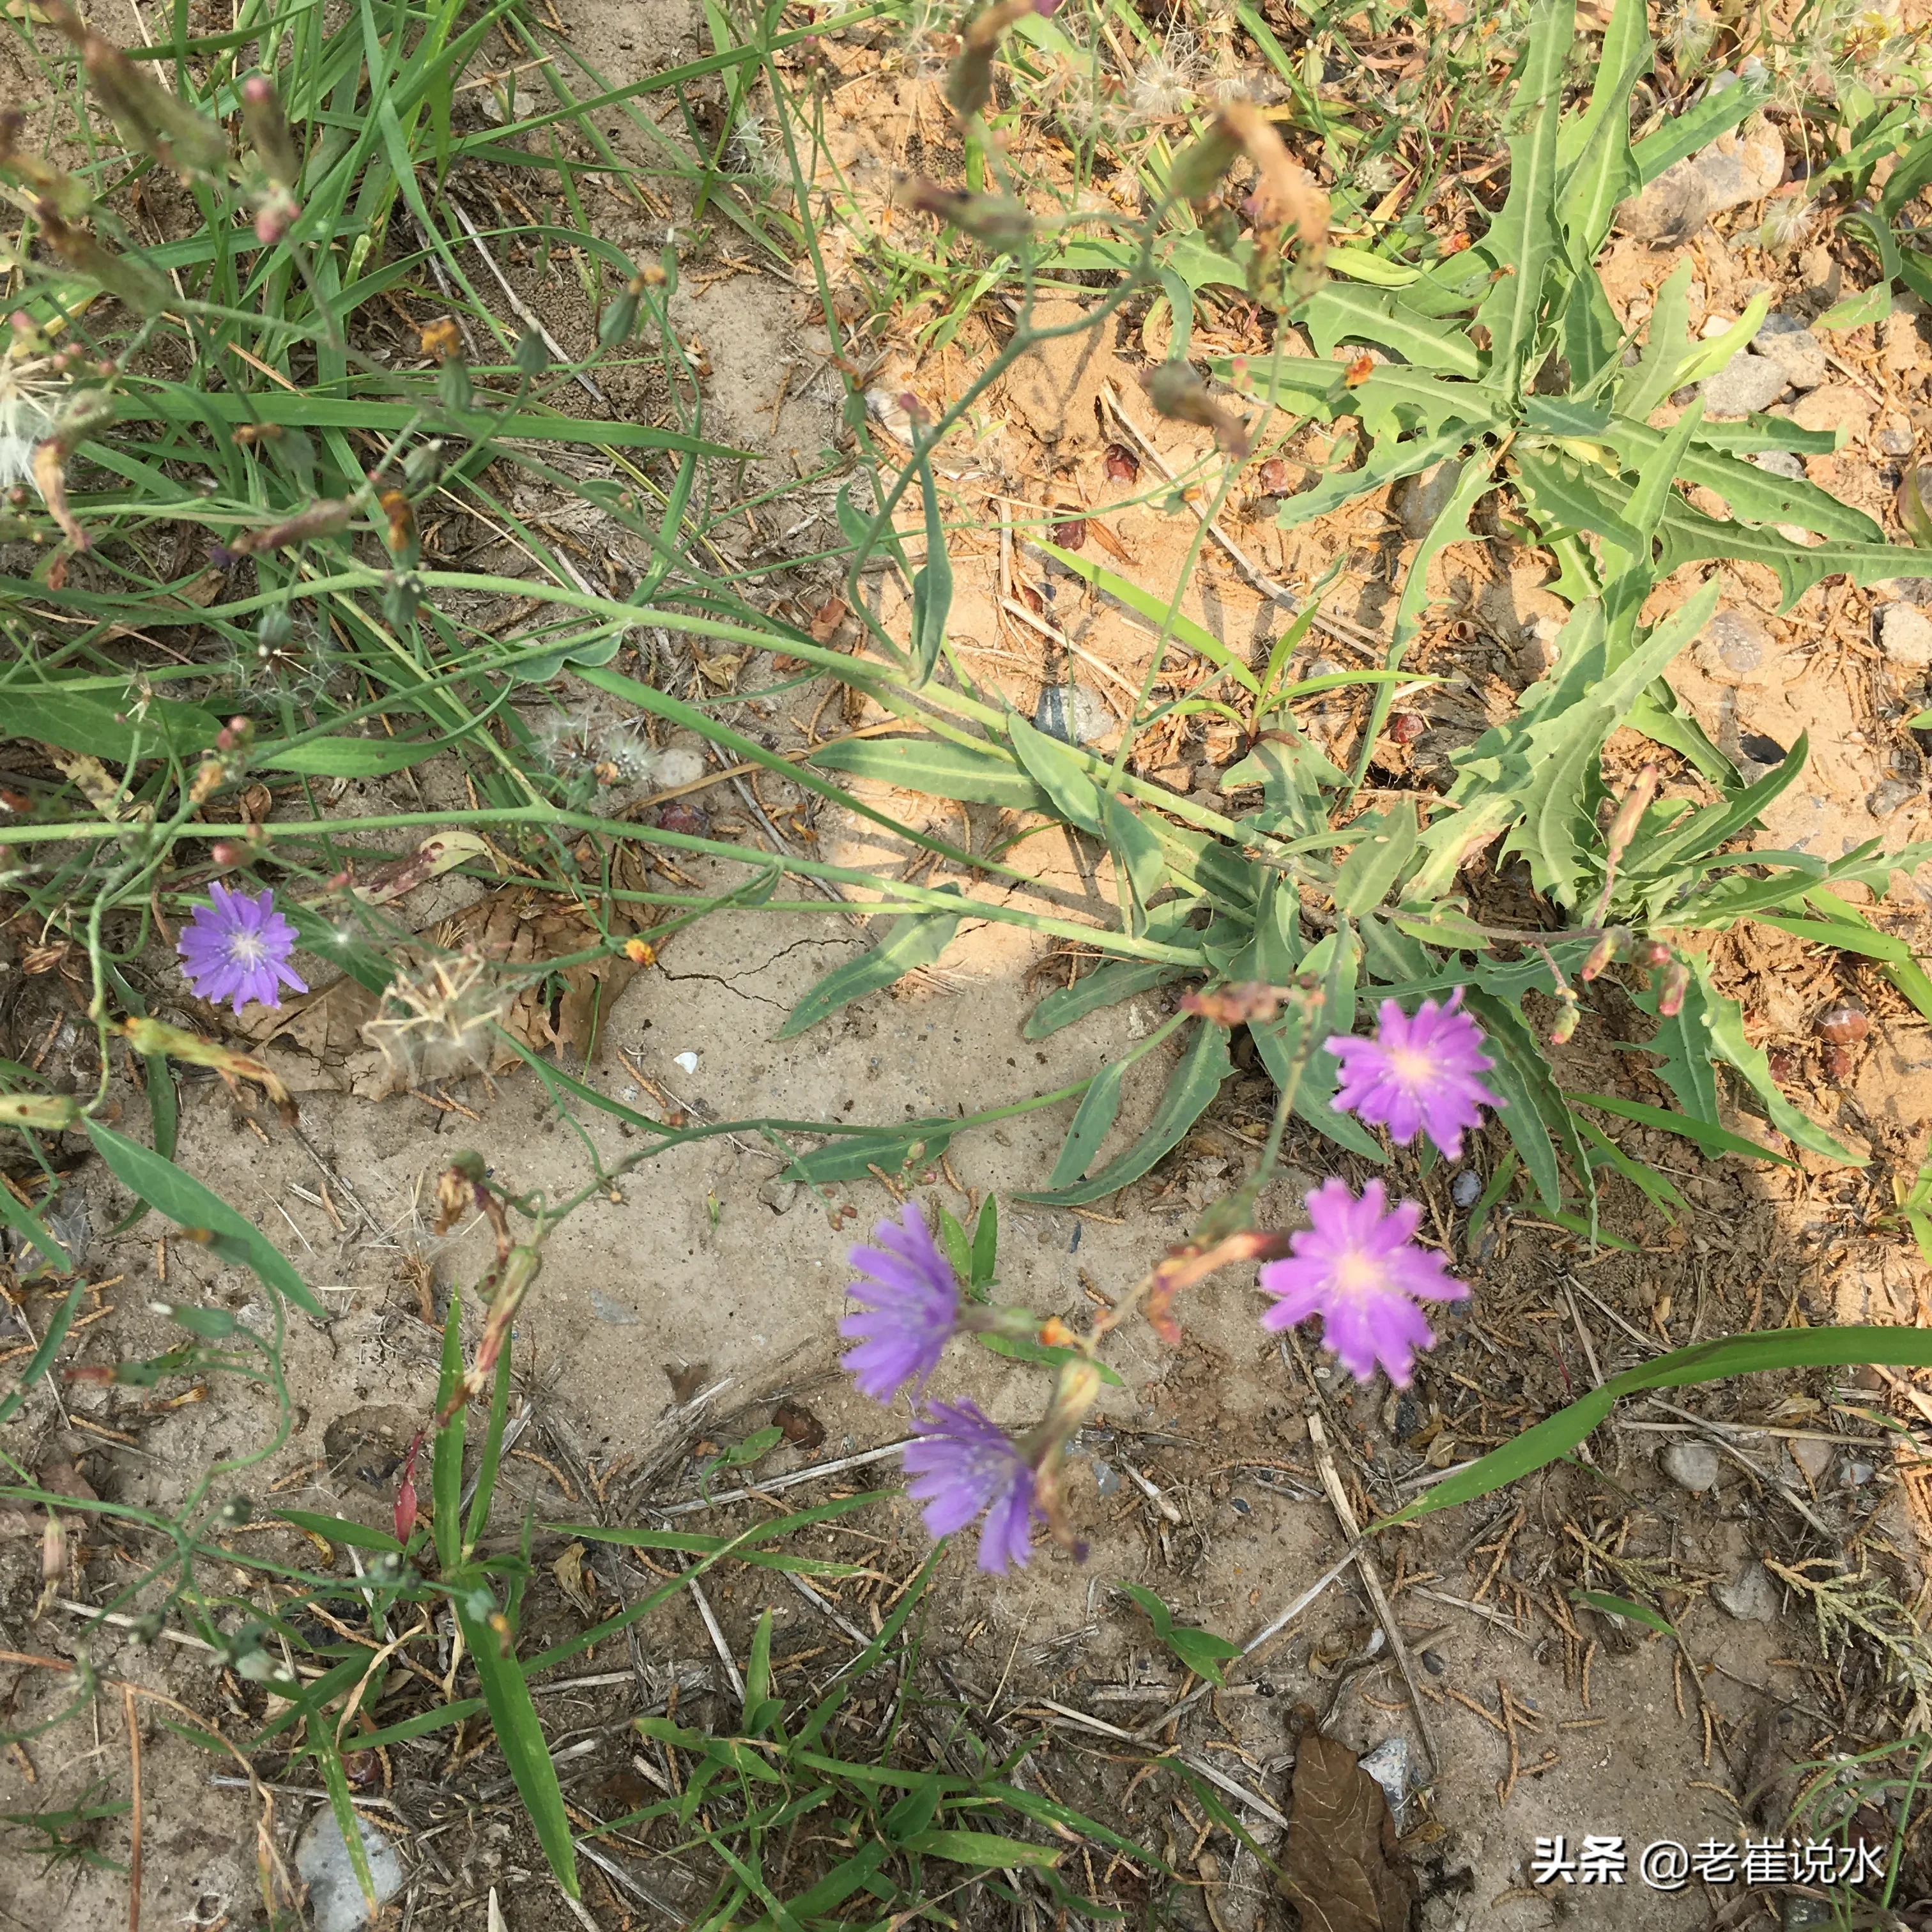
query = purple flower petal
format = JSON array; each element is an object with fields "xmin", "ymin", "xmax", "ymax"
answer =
[
  {"xmin": 1328, "ymin": 988, "xmax": 1501, "ymax": 1158},
  {"xmin": 839, "ymin": 1202, "xmax": 959, "ymax": 1403},
  {"xmin": 902, "ymin": 1399, "xmax": 1041, "ymax": 1572},
  {"xmin": 1257, "ymin": 1177, "xmax": 1468, "ymax": 1388},
  {"xmin": 176, "ymin": 881, "xmax": 307, "ymax": 1015}
]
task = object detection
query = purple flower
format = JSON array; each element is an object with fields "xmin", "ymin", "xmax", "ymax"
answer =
[
  {"xmin": 839, "ymin": 1204, "xmax": 959, "ymax": 1403},
  {"xmin": 903, "ymin": 1400, "xmax": 1041, "ymax": 1572},
  {"xmin": 1257, "ymin": 1178, "xmax": 1468, "ymax": 1387},
  {"xmin": 176, "ymin": 882, "xmax": 307, "ymax": 1014},
  {"xmin": 1328, "ymin": 988, "xmax": 1501, "ymax": 1159}
]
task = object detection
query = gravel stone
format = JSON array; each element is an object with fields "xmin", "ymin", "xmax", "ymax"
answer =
[
  {"xmin": 1713, "ymin": 1561, "xmax": 1779, "ymax": 1623},
  {"xmin": 296, "ymin": 1811, "xmax": 406, "ymax": 1932},
  {"xmin": 1701, "ymin": 351, "xmax": 1788, "ymax": 418},
  {"xmin": 1693, "ymin": 608, "xmax": 1770, "ymax": 685},
  {"xmin": 1660, "ymin": 1441, "xmax": 1721, "ymax": 1492},
  {"xmin": 1752, "ymin": 312, "xmax": 1827, "ymax": 390},
  {"xmin": 1391, "ymin": 459, "xmax": 1466, "ymax": 539},
  {"xmin": 1878, "ymin": 602, "xmax": 1932, "ymax": 669},
  {"xmin": 1618, "ymin": 113, "xmax": 1783, "ymax": 243},
  {"xmin": 1750, "ymin": 448, "xmax": 1805, "ymax": 480},
  {"xmin": 1878, "ymin": 414, "xmax": 1916, "ymax": 457},
  {"xmin": 1034, "ymin": 682, "xmax": 1112, "ymax": 746},
  {"xmin": 1868, "ymin": 776, "xmax": 1919, "ymax": 820}
]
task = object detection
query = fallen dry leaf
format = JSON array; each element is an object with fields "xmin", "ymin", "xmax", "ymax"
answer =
[
  {"xmin": 664, "ymin": 1361, "xmax": 712, "ymax": 1404},
  {"xmin": 1278, "ymin": 1713, "xmax": 1415, "ymax": 1932},
  {"xmin": 772, "ymin": 1399, "xmax": 826, "ymax": 1451}
]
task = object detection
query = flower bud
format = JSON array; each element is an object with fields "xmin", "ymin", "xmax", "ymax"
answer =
[
  {"xmin": 1657, "ymin": 958, "xmax": 1689, "ymax": 1018},
  {"xmin": 240, "ymin": 75, "xmax": 300, "ymax": 187},
  {"xmin": 0, "ymin": 1093, "xmax": 81, "ymax": 1130},
  {"xmin": 1547, "ymin": 988, "xmax": 1580, "ymax": 1046},
  {"xmin": 231, "ymin": 498, "xmax": 353, "ymax": 555},
  {"xmin": 900, "ymin": 178, "xmax": 1034, "ymax": 248},
  {"xmin": 1579, "ymin": 926, "xmax": 1630, "ymax": 983},
  {"xmin": 1604, "ymin": 763, "xmax": 1659, "ymax": 867}
]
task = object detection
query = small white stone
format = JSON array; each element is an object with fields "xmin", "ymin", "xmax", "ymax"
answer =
[
  {"xmin": 1878, "ymin": 603, "xmax": 1932, "ymax": 670},
  {"xmin": 295, "ymin": 1811, "xmax": 405, "ymax": 1932},
  {"xmin": 674, "ymin": 1050, "xmax": 701, "ymax": 1074},
  {"xmin": 1713, "ymin": 1561, "xmax": 1779, "ymax": 1622},
  {"xmin": 1661, "ymin": 1441, "xmax": 1721, "ymax": 1492}
]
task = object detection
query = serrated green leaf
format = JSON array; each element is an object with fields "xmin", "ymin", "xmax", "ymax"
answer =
[
  {"xmin": 1616, "ymin": 258, "xmax": 1692, "ymax": 424},
  {"xmin": 1017, "ymin": 1019, "xmax": 1229, "ymax": 1205},
  {"xmin": 1689, "ymin": 963, "xmax": 1865, "ymax": 1164},
  {"xmin": 778, "ymin": 891, "xmax": 966, "ymax": 1038},
  {"xmin": 808, "ymin": 735, "xmax": 1052, "ymax": 811},
  {"xmin": 1554, "ymin": 0, "xmax": 1649, "ymax": 259},
  {"xmin": 1473, "ymin": 0, "xmax": 1574, "ymax": 387},
  {"xmin": 1330, "ymin": 802, "xmax": 1417, "ymax": 914},
  {"xmin": 1276, "ymin": 425, "xmax": 1470, "ymax": 535},
  {"xmin": 1300, "ymin": 283, "xmax": 1483, "ymax": 377}
]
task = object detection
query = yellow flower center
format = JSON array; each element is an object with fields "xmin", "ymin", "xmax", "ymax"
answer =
[
  {"xmin": 1386, "ymin": 1045, "xmax": 1434, "ymax": 1086},
  {"xmin": 1331, "ymin": 1250, "xmax": 1381, "ymax": 1298}
]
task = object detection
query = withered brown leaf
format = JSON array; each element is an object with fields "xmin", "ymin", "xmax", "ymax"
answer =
[{"xmin": 1279, "ymin": 1717, "xmax": 1416, "ymax": 1932}]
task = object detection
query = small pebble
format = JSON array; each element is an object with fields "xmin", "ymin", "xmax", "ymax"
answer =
[
  {"xmin": 1868, "ymin": 776, "xmax": 1919, "ymax": 820},
  {"xmin": 1845, "ymin": 1460, "xmax": 1876, "ymax": 1487},
  {"xmin": 296, "ymin": 1812, "xmax": 405, "ymax": 1932},
  {"xmin": 1034, "ymin": 682, "xmax": 1111, "ymax": 746},
  {"xmin": 1358, "ymin": 1738, "xmax": 1409, "ymax": 1818},
  {"xmin": 1103, "ymin": 443, "xmax": 1139, "ymax": 482},
  {"xmin": 1050, "ymin": 516, "xmax": 1088, "ymax": 550},
  {"xmin": 1694, "ymin": 608, "xmax": 1770, "ymax": 684},
  {"xmin": 1752, "ymin": 312, "xmax": 1828, "ymax": 391},
  {"xmin": 1093, "ymin": 1460, "xmax": 1122, "ymax": 1496},
  {"xmin": 1713, "ymin": 1561, "xmax": 1779, "ymax": 1623},
  {"xmin": 1451, "ymin": 1169, "xmax": 1483, "ymax": 1209},
  {"xmin": 1879, "ymin": 415, "xmax": 1916, "ymax": 458},
  {"xmin": 1822, "ymin": 1043, "xmax": 1856, "ymax": 1084},
  {"xmin": 1700, "ymin": 351, "xmax": 1788, "ymax": 418},
  {"xmin": 1422, "ymin": 1649, "xmax": 1446, "ymax": 1675},
  {"xmin": 1813, "ymin": 1002, "xmax": 1869, "ymax": 1045},
  {"xmin": 1738, "ymin": 731, "xmax": 1788, "ymax": 764},
  {"xmin": 1749, "ymin": 448, "xmax": 1805, "ymax": 481},
  {"xmin": 1787, "ymin": 1436, "xmax": 1834, "ymax": 1485},
  {"xmin": 1878, "ymin": 602, "xmax": 1932, "ymax": 670},
  {"xmin": 673, "ymin": 1050, "xmax": 701, "ymax": 1074},
  {"xmin": 1660, "ymin": 1441, "xmax": 1721, "ymax": 1493}
]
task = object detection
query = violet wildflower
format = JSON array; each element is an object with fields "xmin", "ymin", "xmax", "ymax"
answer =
[
  {"xmin": 176, "ymin": 882, "xmax": 307, "ymax": 1014},
  {"xmin": 839, "ymin": 1203, "xmax": 959, "ymax": 1402},
  {"xmin": 903, "ymin": 1399, "xmax": 1041, "ymax": 1572},
  {"xmin": 1257, "ymin": 1178, "xmax": 1467, "ymax": 1387},
  {"xmin": 1328, "ymin": 988, "xmax": 1501, "ymax": 1159}
]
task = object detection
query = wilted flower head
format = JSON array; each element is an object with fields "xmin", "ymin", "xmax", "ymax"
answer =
[
  {"xmin": 1328, "ymin": 988, "xmax": 1501, "ymax": 1160},
  {"xmin": 1257, "ymin": 1177, "xmax": 1468, "ymax": 1386},
  {"xmin": 903, "ymin": 1399, "xmax": 1042, "ymax": 1571},
  {"xmin": 0, "ymin": 349, "xmax": 63, "ymax": 491},
  {"xmin": 840, "ymin": 1202, "xmax": 959, "ymax": 1402},
  {"xmin": 362, "ymin": 947, "xmax": 507, "ymax": 1088},
  {"xmin": 177, "ymin": 882, "xmax": 307, "ymax": 1014}
]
